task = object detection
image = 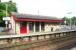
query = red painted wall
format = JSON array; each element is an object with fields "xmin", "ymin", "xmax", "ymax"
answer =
[
  {"xmin": 16, "ymin": 18, "xmax": 64, "ymax": 22},
  {"xmin": 20, "ymin": 24, "xmax": 27, "ymax": 34}
]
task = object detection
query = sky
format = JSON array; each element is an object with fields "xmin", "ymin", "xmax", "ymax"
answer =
[{"xmin": 2, "ymin": 0, "xmax": 76, "ymax": 18}]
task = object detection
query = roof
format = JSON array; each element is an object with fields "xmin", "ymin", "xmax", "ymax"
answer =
[
  {"xmin": 11, "ymin": 12, "xmax": 64, "ymax": 22},
  {"xmin": 11, "ymin": 12, "xmax": 61, "ymax": 20}
]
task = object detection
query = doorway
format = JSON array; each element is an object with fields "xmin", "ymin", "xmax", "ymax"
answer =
[{"xmin": 20, "ymin": 22, "xmax": 27, "ymax": 34}]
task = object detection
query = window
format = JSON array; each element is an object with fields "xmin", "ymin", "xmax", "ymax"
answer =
[
  {"xmin": 29, "ymin": 22, "xmax": 34, "ymax": 32},
  {"xmin": 35, "ymin": 22, "xmax": 39, "ymax": 32},
  {"xmin": 41, "ymin": 22, "xmax": 44, "ymax": 31},
  {"xmin": 29, "ymin": 22, "xmax": 45, "ymax": 32}
]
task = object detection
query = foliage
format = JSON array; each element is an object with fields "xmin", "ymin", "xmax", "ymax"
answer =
[
  {"xmin": 71, "ymin": 16, "xmax": 76, "ymax": 25},
  {"xmin": 62, "ymin": 16, "xmax": 76, "ymax": 25},
  {"xmin": 62, "ymin": 17, "xmax": 69, "ymax": 25},
  {"xmin": 0, "ymin": 1, "xmax": 17, "ymax": 26}
]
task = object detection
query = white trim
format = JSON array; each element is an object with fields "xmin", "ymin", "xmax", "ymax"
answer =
[
  {"xmin": 27, "ymin": 22, "xmax": 29, "ymax": 33},
  {"xmin": 34, "ymin": 22, "xmax": 36, "ymax": 32},
  {"xmin": 39, "ymin": 22, "xmax": 41, "ymax": 32}
]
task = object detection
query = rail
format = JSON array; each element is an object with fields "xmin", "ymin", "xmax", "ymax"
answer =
[{"xmin": 0, "ymin": 30, "xmax": 75, "ymax": 50}]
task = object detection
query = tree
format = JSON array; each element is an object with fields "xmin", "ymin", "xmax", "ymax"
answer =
[
  {"xmin": 62, "ymin": 16, "xmax": 76, "ymax": 25},
  {"xmin": 62, "ymin": 17, "xmax": 70, "ymax": 25},
  {"xmin": 0, "ymin": 1, "xmax": 17, "ymax": 26},
  {"xmin": 71, "ymin": 16, "xmax": 76, "ymax": 25},
  {"xmin": 0, "ymin": 0, "xmax": 1, "ymax": 2}
]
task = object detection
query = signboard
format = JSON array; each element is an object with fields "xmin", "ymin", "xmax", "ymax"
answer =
[{"xmin": 3, "ymin": 17, "xmax": 10, "ymax": 21}]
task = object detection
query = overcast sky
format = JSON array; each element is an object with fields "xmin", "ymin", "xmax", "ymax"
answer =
[{"xmin": 2, "ymin": 0, "xmax": 76, "ymax": 18}]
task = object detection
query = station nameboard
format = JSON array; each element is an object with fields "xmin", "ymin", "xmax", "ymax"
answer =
[{"xmin": 3, "ymin": 17, "xmax": 10, "ymax": 21}]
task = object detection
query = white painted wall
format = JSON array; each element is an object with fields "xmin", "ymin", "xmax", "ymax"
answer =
[
  {"xmin": 15, "ymin": 22, "xmax": 20, "ymax": 34},
  {"xmin": 44, "ymin": 23, "xmax": 61, "ymax": 32},
  {"xmin": 10, "ymin": 16, "xmax": 15, "ymax": 34},
  {"xmin": 27, "ymin": 22, "xmax": 29, "ymax": 33}
]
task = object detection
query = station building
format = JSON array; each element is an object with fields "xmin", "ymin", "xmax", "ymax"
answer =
[{"xmin": 10, "ymin": 12, "xmax": 64, "ymax": 34}]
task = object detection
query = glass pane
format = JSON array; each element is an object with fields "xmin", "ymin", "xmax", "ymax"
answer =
[
  {"xmin": 35, "ymin": 22, "xmax": 39, "ymax": 32},
  {"xmin": 41, "ymin": 22, "xmax": 44, "ymax": 31},
  {"xmin": 29, "ymin": 22, "xmax": 34, "ymax": 32}
]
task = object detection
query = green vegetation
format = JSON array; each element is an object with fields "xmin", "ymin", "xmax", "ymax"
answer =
[
  {"xmin": 0, "ymin": 0, "xmax": 17, "ymax": 26},
  {"xmin": 62, "ymin": 16, "xmax": 76, "ymax": 25}
]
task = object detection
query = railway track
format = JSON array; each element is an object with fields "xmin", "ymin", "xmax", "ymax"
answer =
[
  {"xmin": 0, "ymin": 30, "xmax": 75, "ymax": 50},
  {"xmin": 0, "ymin": 34, "xmax": 76, "ymax": 50}
]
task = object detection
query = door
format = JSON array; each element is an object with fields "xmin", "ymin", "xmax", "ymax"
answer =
[{"xmin": 20, "ymin": 22, "xmax": 27, "ymax": 34}]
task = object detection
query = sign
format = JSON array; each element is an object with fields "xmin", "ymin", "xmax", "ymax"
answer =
[{"xmin": 3, "ymin": 17, "xmax": 10, "ymax": 21}]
